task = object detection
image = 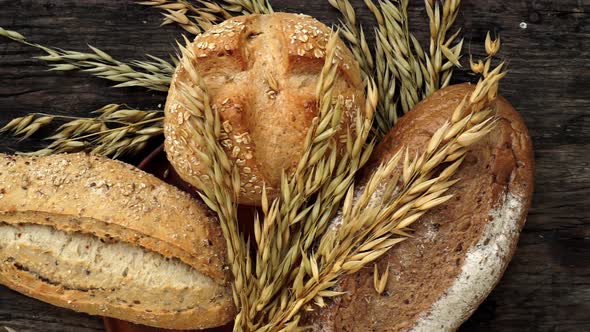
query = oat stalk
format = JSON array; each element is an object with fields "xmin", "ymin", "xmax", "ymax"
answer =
[
  {"xmin": 139, "ymin": 0, "xmax": 273, "ymax": 35},
  {"xmin": 139, "ymin": 0, "xmax": 231, "ymax": 34},
  {"xmin": 0, "ymin": 104, "xmax": 163, "ymax": 158},
  {"xmin": 253, "ymin": 83, "xmax": 377, "ymax": 328},
  {"xmin": 0, "ymin": 27, "xmax": 173, "ymax": 91},
  {"xmin": 471, "ymin": 32, "xmax": 501, "ymax": 76},
  {"xmin": 221, "ymin": 0, "xmax": 273, "ymax": 14},
  {"xmin": 362, "ymin": 0, "xmax": 463, "ymax": 137},
  {"xmin": 250, "ymin": 41, "xmax": 377, "ymax": 332},
  {"xmin": 250, "ymin": 31, "xmax": 341, "ymax": 328},
  {"xmin": 247, "ymin": 33, "xmax": 377, "ymax": 330},
  {"xmin": 328, "ymin": 0, "xmax": 374, "ymax": 80},
  {"xmin": 264, "ymin": 60, "xmax": 506, "ymax": 330},
  {"xmin": 373, "ymin": 263, "xmax": 389, "ymax": 295},
  {"xmin": 175, "ymin": 37, "xmax": 251, "ymax": 332},
  {"xmin": 423, "ymin": 0, "xmax": 463, "ymax": 96},
  {"xmin": 364, "ymin": 0, "xmax": 420, "ymax": 135}
]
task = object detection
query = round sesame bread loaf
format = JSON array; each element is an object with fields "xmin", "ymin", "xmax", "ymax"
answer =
[
  {"xmin": 164, "ymin": 13, "xmax": 365, "ymax": 206},
  {"xmin": 305, "ymin": 84, "xmax": 535, "ymax": 331}
]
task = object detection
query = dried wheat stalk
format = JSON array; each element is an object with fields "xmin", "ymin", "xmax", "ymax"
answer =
[
  {"xmin": 0, "ymin": 104, "xmax": 163, "ymax": 158},
  {"xmin": 222, "ymin": 0, "xmax": 274, "ymax": 14},
  {"xmin": 328, "ymin": 0, "xmax": 374, "ymax": 80},
  {"xmin": 423, "ymin": 0, "xmax": 463, "ymax": 96},
  {"xmin": 139, "ymin": 0, "xmax": 230, "ymax": 34},
  {"xmin": 365, "ymin": 0, "xmax": 416, "ymax": 137},
  {"xmin": 0, "ymin": 27, "xmax": 173, "ymax": 92},
  {"xmin": 249, "ymin": 31, "xmax": 342, "ymax": 326},
  {"xmin": 140, "ymin": 0, "xmax": 273, "ymax": 35},
  {"xmin": 373, "ymin": 263, "xmax": 390, "ymax": 295},
  {"xmin": 175, "ymin": 37, "xmax": 251, "ymax": 332},
  {"xmin": 263, "ymin": 61, "xmax": 506, "ymax": 330},
  {"xmin": 362, "ymin": 0, "xmax": 463, "ymax": 137}
]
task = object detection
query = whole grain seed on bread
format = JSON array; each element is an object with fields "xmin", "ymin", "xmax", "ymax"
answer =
[
  {"xmin": 164, "ymin": 12, "xmax": 365, "ymax": 206},
  {"xmin": 0, "ymin": 153, "xmax": 234, "ymax": 330},
  {"xmin": 306, "ymin": 84, "xmax": 534, "ymax": 331}
]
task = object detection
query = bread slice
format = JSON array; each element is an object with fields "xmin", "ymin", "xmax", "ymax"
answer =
[
  {"xmin": 306, "ymin": 84, "xmax": 534, "ymax": 331},
  {"xmin": 0, "ymin": 153, "xmax": 234, "ymax": 330}
]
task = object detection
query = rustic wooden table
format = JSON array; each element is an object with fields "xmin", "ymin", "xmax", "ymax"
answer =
[{"xmin": 0, "ymin": 1, "xmax": 588, "ymax": 331}]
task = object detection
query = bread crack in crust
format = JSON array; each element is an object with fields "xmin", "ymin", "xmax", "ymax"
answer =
[
  {"xmin": 0, "ymin": 223, "xmax": 224, "ymax": 311},
  {"xmin": 164, "ymin": 13, "xmax": 365, "ymax": 206}
]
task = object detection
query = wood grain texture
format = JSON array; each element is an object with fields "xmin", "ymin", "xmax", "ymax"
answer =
[{"xmin": 0, "ymin": 0, "xmax": 588, "ymax": 331}]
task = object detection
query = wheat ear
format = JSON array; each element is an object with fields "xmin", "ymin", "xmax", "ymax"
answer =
[
  {"xmin": 328, "ymin": 0, "xmax": 374, "ymax": 80},
  {"xmin": 247, "ymin": 32, "xmax": 351, "ymax": 329},
  {"xmin": 140, "ymin": 0, "xmax": 273, "ymax": 35},
  {"xmin": 0, "ymin": 104, "xmax": 164, "ymax": 158},
  {"xmin": 423, "ymin": 0, "xmax": 464, "ymax": 96},
  {"xmin": 175, "ymin": 38, "xmax": 251, "ymax": 332},
  {"xmin": 264, "ymin": 60, "xmax": 507, "ymax": 331},
  {"xmin": 0, "ymin": 27, "xmax": 173, "ymax": 92},
  {"xmin": 365, "ymin": 0, "xmax": 425, "ymax": 138}
]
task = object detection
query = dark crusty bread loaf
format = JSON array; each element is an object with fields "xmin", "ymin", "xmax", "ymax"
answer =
[
  {"xmin": 0, "ymin": 153, "xmax": 234, "ymax": 330},
  {"xmin": 306, "ymin": 84, "xmax": 534, "ymax": 331},
  {"xmin": 164, "ymin": 13, "xmax": 364, "ymax": 206}
]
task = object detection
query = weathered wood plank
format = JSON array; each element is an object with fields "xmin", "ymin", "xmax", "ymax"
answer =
[{"xmin": 0, "ymin": 0, "xmax": 588, "ymax": 331}]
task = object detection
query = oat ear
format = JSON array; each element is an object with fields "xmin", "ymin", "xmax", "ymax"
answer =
[
  {"xmin": 0, "ymin": 104, "xmax": 163, "ymax": 159},
  {"xmin": 139, "ymin": 0, "xmax": 273, "ymax": 35},
  {"xmin": 175, "ymin": 35, "xmax": 251, "ymax": 328},
  {"xmin": 0, "ymin": 27, "xmax": 173, "ymax": 92}
]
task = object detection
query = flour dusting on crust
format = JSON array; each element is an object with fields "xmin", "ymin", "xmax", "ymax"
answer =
[{"xmin": 410, "ymin": 192, "xmax": 525, "ymax": 331}]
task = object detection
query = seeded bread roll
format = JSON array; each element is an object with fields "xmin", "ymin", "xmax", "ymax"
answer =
[
  {"xmin": 164, "ymin": 12, "xmax": 364, "ymax": 206},
  {"xmin": 0, "ymin": 153, "xmax": 234, "ymax": 330},
  {"xmin": 306, "ymin": 84, "xmax": 535, "ymax": 331}
]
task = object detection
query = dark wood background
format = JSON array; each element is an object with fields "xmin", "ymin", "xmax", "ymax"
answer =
[{"xmin": 0, "ymin": 0, "xmax": 588, "ymax": 331}]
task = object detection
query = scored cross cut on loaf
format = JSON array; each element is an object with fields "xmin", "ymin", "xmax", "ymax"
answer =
[{"xmin": 164, "ymin": 13, "xmax": 365, "ymax": 206}]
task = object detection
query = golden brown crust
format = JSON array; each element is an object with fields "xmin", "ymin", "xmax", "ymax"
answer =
[
  {"xmin": 306, "ymin": 84, "xmax": 534, "ymax": 331},
  {"xmin": 0, "ymin": 153, "xmax": 235, "ymax": 329},
  {"xmin": 164, "ymin": 13, "xmax": 364, "ymax": 206},
  {"xmin": 0, "ymin": 153, "xmax": 227, "ymax": 282},
  {"xmin": 0, "ymin": 265, "xmax": 233, "ymax": 330}
]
